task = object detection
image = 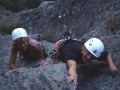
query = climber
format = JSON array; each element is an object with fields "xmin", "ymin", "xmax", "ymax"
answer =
[
  {"xmin": 9, "ymin": 28, "xmax": 48, "ymax": 70},
  {"xmin": 50, "ymin": 37, "xmax": 118, "ymax": 84}
]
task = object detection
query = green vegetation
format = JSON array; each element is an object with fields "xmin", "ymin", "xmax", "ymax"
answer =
[
  {"xmin": 0, "ymin": 18, "xmax": 21, "ymax": 35},
  {"xmin": 43, "ymin": 30, "xmax": 54, "ymax": 42},
  {"xmin": 105, "ymin": 18, "xmax": 117, "ymax": 32},
  {"xmin": 0, "ymin": 0, "xmax": 43, "ymax": 12}
]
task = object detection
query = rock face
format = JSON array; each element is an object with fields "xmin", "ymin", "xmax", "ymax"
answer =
[
  {"xmin": 0, "ymin": 0, "xmax": 120, "ymax": 40},
  {"xmin": 0, "ymin": 5, "xmax": 14, "ymax": 20},
  {"xmin": 0, "ymin": 63, "xmax": 74, "ymax": 90},
  {"xmin": 0, "ymin": 0, "xmax": 120, "ymax": 90}
]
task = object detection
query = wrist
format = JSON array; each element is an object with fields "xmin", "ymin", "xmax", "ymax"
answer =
[
  {"xmin": 109, "ymin": 63, "xmax": 115, "ymax": 68},
  {"xmin": 108, "ymin": 62, "xmax": 114, "ymax": 66}
]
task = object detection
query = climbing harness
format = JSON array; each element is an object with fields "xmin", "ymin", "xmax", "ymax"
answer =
[{"xmin": 50, "ymin": 36, "xmax": 71, "ymax": 58}]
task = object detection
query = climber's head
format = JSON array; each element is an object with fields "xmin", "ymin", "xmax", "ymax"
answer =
[
  {"xmin": 12, "ymin": 28, "xmax": 30, "ymax": 50},
  {"xmin": 82, "ymin": 38, "xmax": 104, "ymax": 62},
  {"xmin": 12, "ymin": 28, "xmax": 28, "ymax": 40}
]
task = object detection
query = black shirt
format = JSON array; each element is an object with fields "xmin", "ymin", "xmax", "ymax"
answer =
[{"xmin": 59, "ymin": 40, "xmax": 108, "ymax": 64}]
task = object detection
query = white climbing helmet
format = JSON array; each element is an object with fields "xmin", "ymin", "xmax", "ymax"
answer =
[
  {"xmin": 84, "ymin": 38, "xmax": 104, "ymax": 58},
  {"xmin": 12, "ymin": 28, "xmax": 28, "ymax": 40}
]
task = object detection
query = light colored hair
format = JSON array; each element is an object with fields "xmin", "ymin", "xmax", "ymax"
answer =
[{"xmin": 11, "ymin": 37, "xmax": 30, "ymax": 47}]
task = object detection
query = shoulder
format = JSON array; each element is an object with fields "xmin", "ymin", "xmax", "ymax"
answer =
[
  {"xmin": 66, "ymin": 40, "xmax": 82, "ymax": 46},
  {"xmin": 67, "ymin": 60, "xmax": 77, "ymax": 66},
  {"xmin": 29, "ymin": 39, "xmax": 42, "ymax": 49},
  {"xmin": 100, "ymin": 51, "xmax": 109, "ymax": 57},
  {"xmin": 29, "ymin": 39, "xmax": 39, "ymax": 46},
  {"xmin": 97, "ymin": 51, "xmax": 109, "ymax": 61}
]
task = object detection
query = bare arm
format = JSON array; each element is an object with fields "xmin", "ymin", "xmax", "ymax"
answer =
[
  {"xmin": 9, "ymin": 47, "xmax": 17, "ymax": 70},
  {"xmin": 35, "ymin": 43, "xmax": 44, "ymax": 59},
  {"xmin": 106, "ymin": 53, "xmax": 117, "ymax": 74},
  {"xmin": 66, "ymin": 60, "xmax": 77, "ymax": 84},
  {"xmin": 35, "ymin": 43, "xmax": 49, "ymax": 65}
]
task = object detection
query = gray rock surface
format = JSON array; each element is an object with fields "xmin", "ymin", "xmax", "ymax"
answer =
[
  {"xmin": 0, "ymin": 63, "xmax": 74, "ymax": 90},
  {"xmin": 0, "ymin": 5, "xmax": 13, "ymax": 20},
  {"xmin": 0, "ymin": 0, "xmax": 120, "ymax": 90},
  {"xmin": 1, "ymin": 0, "xmax": 120, "ymax": 40}
]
